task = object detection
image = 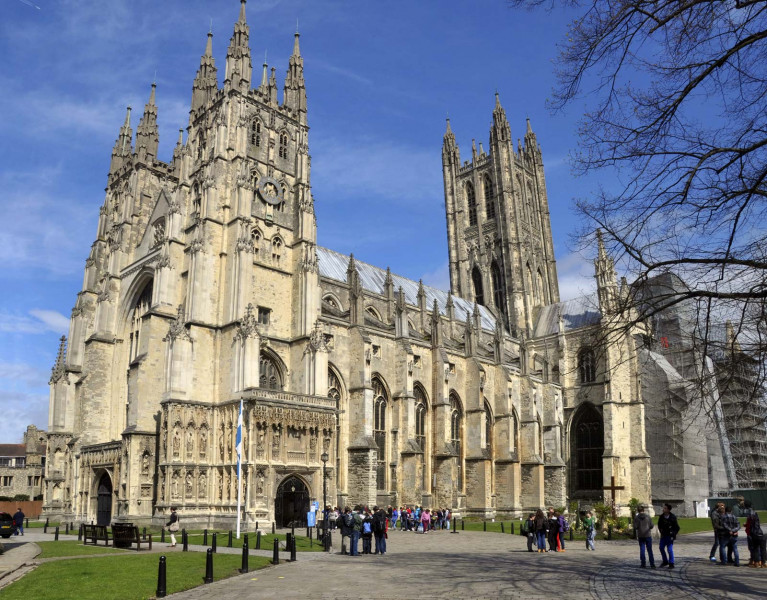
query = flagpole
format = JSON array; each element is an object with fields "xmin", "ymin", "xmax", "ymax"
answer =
[{"xmin": 236, "ymin": 399, "xmax": 243, "ymax": 539}]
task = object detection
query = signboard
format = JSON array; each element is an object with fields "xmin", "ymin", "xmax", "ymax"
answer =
[
  {"xmin": 307, "ymin": 511, "xmax": 316, "ymax": 527},
  {"xmin": 311, "ymin": 501, "xmax": 320, "ymax": 511}
]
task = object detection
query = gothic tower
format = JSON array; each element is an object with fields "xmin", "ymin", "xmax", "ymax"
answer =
[{"xmin": 442, "ymin": 95, "xmax": 559, "ymax": 337}]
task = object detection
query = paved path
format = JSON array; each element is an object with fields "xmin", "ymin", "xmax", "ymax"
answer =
[
  {"xmin": 172, "ymin": 529, "xmax": 765, "ymax": 600},
  {"xmin": 2, "ymin": 529, "xmax": 765, "ymax": 598}
]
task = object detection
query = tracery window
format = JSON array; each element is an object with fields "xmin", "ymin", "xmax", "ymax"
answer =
[
  {"xmin": 129, "ymin": 281, "xmax": 153, "ymax": 363},
  {"xmin": 484, "ymin": 176, "xmax": 495, "ymax": 219},
  {"xmin": 250, "ymin": 120, "xmax": 262, "ymax": 148},
  {"xmin": 467, "ymin": 182, "xmax": 477, "ymax": 226},
  {"xmin": 472, "ymin": 267, "xmax": 484, "ymax": 306},
  {"xmin": 328, "ymin": 369, "xmax": 341, "ymax": 403},
  {"xmin": 373, "ymin": 376, "xmax": 388, "ymax": 490},
  {"xmin": 578, "ymin": 348, "xmax": 596, "ymax": 383},
  {"xmin": 491, "ymin": 261, "xmax": 506, "ymax": 322},
  {"xmin": 191, "ymin": 184, "xmax": 201, "ymax": 220},
  {"xmin": 572, "ymin": 404, "xmax": 604, "ymax": 495},
  {"xmin": 414, "ymin": 386, "xmax": 427, "ymax": 451},
  {"xmin": 278, "ymin": 132, "xmax": 288, "ymax": 159},
  {"xmin": 323, "ymin": 295, "xmax": 340, "ymax": 310},
  {"xmin": 271, "ymin": 236, "xmax": 282, "ymax": 263},
  {"xmin": 450, "ymin": 392, "xmax": 464, "ymax": 491},
  {"xmin": 196, "ymin": 132, "xmax": 206, "ymax": 161},
  {"xmin": 259, "ymin": 353, "xmax": 282, "ymax": 390},
  {"xmin": 251, "ymin": 228, "xmax": 261, "ymax": 253}
]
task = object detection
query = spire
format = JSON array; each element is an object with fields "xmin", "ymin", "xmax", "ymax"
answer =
[
  {"xmin": 479, "ymin": 141, "xmax": 485, "ymax": 155},
  {"xmin": 471, "ymin": 138, "xmax": 478, "ymax": 161},
  {"xmin": 269, "ymin": 66, "xmax": 278, "ymax": 104},
  {"xmin": 191, "ymin": 31, "xmax": 218, "ymax": 113},
  {"xmin": 110, "ymin": 106, "xmax": 133, "ymax": 175},
  {"xmin": 172, "ymin": 128, "xmax": 184, "ymax": 172},
  {"xmin": 594, "ymin": 229, "xmax": 619, "ymax": 314},
  {"xmin": 49, "ymin": 336, "xmax": 67, "ymax": 384},
  {"xmin": 135, "ymin": 83, "xmax": 159, "ymax": 162},
  {"xmin": 526, "ymin": 117, "xmax": 533, "ymax": 135},
  {"xmin": 442, "ymin": 117, "xmax": 459, "ymax": 163},
  {"xmin": 225, "ymin": 0, "xmax": 252, "ymax": 91},
  {"xmin": 490, "ymin": 92, "xmax": 510, "ymax": 143},
  {"xmin": 284, "ymin": 30, "xmax": 306, "ymax": 116},
  {"xmin": 259, "ymin": 50, "xmax": 268, "ymax": 91}
]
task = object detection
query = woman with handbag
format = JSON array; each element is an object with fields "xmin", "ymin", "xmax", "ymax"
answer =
[{"xmin": 166, "ymin": 506, "xmax": 179, "ymax": 547}]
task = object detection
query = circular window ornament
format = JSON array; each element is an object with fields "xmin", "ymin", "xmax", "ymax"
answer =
[{"xmin": 257, "ymin": 176, "xmax": 284, "ymax": 206}]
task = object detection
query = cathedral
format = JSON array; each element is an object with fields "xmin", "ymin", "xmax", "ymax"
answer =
[{"xmin": 44, "ymin": 1, "xmax": 751, "ymax": 528}]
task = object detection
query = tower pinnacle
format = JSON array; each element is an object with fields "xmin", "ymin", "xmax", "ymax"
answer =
[
  {"xmin": 284, "ymin": 30, "xmax": 306, "ymax": 116},
  {"xmin": 191, "ymin": 31, "xmax": 218, "ymax": 113},
  {"xmin": 110, "ymin": 106, "xmax": 133, "ymax": 175},
  {"xmin": 225, "ymin": 0, "xmax": 252, "ymax": 91},
  {"xmin": 136, "ymin": 83, "xmax": 159, "ymax": 162}
]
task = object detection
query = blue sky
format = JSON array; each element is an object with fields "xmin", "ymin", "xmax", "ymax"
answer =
[{"xmin": 0, "ymin": 0, "xmax": 601, "ymax": 442}]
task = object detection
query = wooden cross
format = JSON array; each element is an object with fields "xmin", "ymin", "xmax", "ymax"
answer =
[{"xmin": 603, "ymin": 475, "xmax": 625, "ymax": 517}]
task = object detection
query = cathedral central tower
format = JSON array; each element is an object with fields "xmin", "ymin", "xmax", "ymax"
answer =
[{"xmin": 442, "ymin": 95, "xmax": 559, "ymax": 336}]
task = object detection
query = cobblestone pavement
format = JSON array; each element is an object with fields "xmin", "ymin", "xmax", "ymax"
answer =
[{"xmin": 171, "ymin": 529, "xmax": 766, "ymax": 600}]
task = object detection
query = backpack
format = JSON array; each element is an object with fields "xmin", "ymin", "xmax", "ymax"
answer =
[
  {"xmin": 521, "ymin": 520, "xmax": 532, "ymax": 535},
  {"xmin": 343, "ymin": 512, "xmax": 355, "ymax": 529},
  {"xmin": 362, "ymin": 520, "xmax": 372, "ymax": 534},
  {"xmin": 373, "ymin": 513, "xmax": 386, "ymax": 534},
  {"xmin": 563, "ymin": 518, "xmax": 570, "ymax": 533},
  {"xmin": 353, "ymin": 513, "xmax": 363, "ymax": 532}
]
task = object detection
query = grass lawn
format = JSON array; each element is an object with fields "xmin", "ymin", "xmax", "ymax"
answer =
[
  {"xmin": 35, "ymin": 541, "xmax": 128, "ymax": 558},
  {"xmin": 181, "ymin": 530, "xmax": 323, "ymax": 552},
  {"xmin": 2, "ymin": 551, "xmax": 272, "ymax": 600}
]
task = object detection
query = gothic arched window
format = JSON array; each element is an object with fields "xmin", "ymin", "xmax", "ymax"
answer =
[
  {"xmin": 571, "ymin": 403, "xmax": 604, "ymax": 496},
  {"xmin": 271, "ymin": 236, "xmax": 282, "ymax": 263},
  {"xmin": 484, "ymin": 176, "xmax": 496, "ymax": 219},
  {"xmin": 129, "ymin": 281, "xmax": 153, "ymax": 363},
  {"xmin": 259, "ymin": 353, "xmax": 283, "ymax": 390},
  {"xmin": 373, "ymin": 376, "xmax": 388, "ymax": 490},
  {"xmin": 484, "ymin": 400, "xmax": 494, "ymax": 458},
  {"xmin": 450, "ymin": 392, "xmax": 464, "ymax": 492},
  {"xmin": 414, "ymin": 385, "xmax": 427, "ymax": 451},
  {"xmin": 467, "ymin": 182, "xmax": 477, "ymax": 226},
  {"xmin": 526, "ymin": 184, "xmax": 535, "ymax": 226},
  {"xmin": 250, "ymin": 121, "xmax": 262, "ymax": 148},
  {"xmin": 192, "ymin": 184, "xmax": 201, "ymax": 219},
  {"xmin": 491, "ymin": 261, "xmax": 506, "ymax": 321},
  {"xmin": 196, "ymin": 132, "xmax": 206, "ymax": 161},
  {"xmin": 537, "ymin": 268, "xmax": 546, "ymax": 306},
  {"xmin": 578, "ymin": 348, "xmax": 596, "ymax": 383},
  {"xmin": 251, "ymin": 228, "xmax": 261, "ymax": 254},
  {"xmin": 278, "ymin": 132, "xmax": 288, "ymax": 159},
  {"xmin": 328, "ymin": 369, "xmax": 341, "ymax": 403},
  {"xmin": 472, "ymin": 267, "xmax": 484, "ymax": 306}
]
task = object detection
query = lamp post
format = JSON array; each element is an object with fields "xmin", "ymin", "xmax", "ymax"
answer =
[{"xmin": 321, "ymin": 451, "xmax": 329, "ymax": 551}]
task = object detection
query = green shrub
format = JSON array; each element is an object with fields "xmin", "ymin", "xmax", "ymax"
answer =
[{"xmin": 13, "ymin": 494, "xmax": 30, "ymax": 501}]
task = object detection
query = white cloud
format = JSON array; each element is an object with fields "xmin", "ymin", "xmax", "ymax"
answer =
[
  {"xmin": 422, "ymin": 261, "xmax": 451, "ymax": 291},
  {"xmin": 0, "ymin": 391, "xmax": 48, "ymax": 441},
  {"xmin": 0, "ymin": 310, "xmax": 70, "ymax": 335},
  {"xmin": 0, "ymin": 362, "xmax": 48, "ymax": 388},
  {"xmin": 556, "ymin": 251, "xmax": 595, "ymax": 301}
]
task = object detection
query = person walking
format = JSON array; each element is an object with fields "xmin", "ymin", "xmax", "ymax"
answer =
[
  {"xmin": 421, "ymin": 508, "xmax": 431, "ymax": 534},
  {"xmin": 709, "ymin": 502, "xmax": 724, "ymax": 563},
  {"xmin": 373, "ymin": 506, "xmax": 388, "ymax": 555},
  {"xmin": 534, "ymin": 509, "xmax": 548, "ymax": 553},
  {"xmin": 548, "ymin": 510, "xmax": 560, "ymax": 551},
  {"xmin": 557, "ymin": 511, "xmax": 568, "ymax": 551},
  {"xmin": 719, "ymin": 505, "xmax": 740, "ymax": 566},
  {"xmin": 166, "ymin": 507, "xmax": 179, "ymax": 547},
  {"xmin": 746, "ymin": 509, "xmax": 766, "ymax": 568},
  {"xmin": 634, "ymin": 504, "xmax": 656, "ymax": 568},
  {"xmin": 12, "ymin": 507, "xmax": 24, "ymax": 536},
  {"xmin": 522, "ymin": 513, "xmax": 536, "ymax": 552},
  {"xmin": 658, "ymin": 503, "xmax": 680, "ymax": 568},
  {"xmin": 583, "ymin": 511, "xmax": 596, "ymax": 551}
]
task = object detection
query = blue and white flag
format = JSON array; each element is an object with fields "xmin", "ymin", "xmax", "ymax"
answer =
[{"xmin": 235, "ymin": 398, "xmax": 244, "ymax": 538}]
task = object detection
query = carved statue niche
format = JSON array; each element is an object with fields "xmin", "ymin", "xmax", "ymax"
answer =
[
  {"xmin": 159, "ymin": 469, "xmax": 165, "ymax": 502},
  {"xmin": 199, "ymin": 426, "xmax": 208, "ymax": 459},
  {"xmin": 172, "ymin": 470, "xmax": 180, "ymax": 499},
  {"xmin": 224, "ymin": 470, "xmax": 231, "ymax": 501},
  {"xmin": 227, "ymin": 422, "xmax": 233, "ymax": 457},
  {"xmin": 219, "ymin": 425, "xmax": 225, "ymax": 461},
  {"xmin": 256, "ymin": 468, "xmax": 265, "ymax": 496},
  {"xmin": 217, "ymin": 470, "xmax": 223, "ymax": 501},
  {"xmin": 256, "ymin": 424, "xmax": 265, "ymax": 457},
  {"xmin": 198, "ymin": 471, "xmax": 207, "ymax": 499},
  {"xmin": 242, "ymin": 417, "xmax": 249, "ymax": 460},
  {"xmin": 161, "ymin": 420, "xmax": 167, "ymax": 457},
  {"xmin": 186, "ymin": 425, "xmax": 195, "ymax": 457},
  {"xmin": 185, "ymin": 471, "xmax": 193, "ymax": 498},
  {"xmin": 141, "ymin": 451, "xmax": 150, "ymax": 476},
  {"xmin": 272, "ymin": 424, "xmax": 281, "ymax": 458},
  {"xmin": 172, "ymin": 426, "xmax": 181, "ymax": 458}
]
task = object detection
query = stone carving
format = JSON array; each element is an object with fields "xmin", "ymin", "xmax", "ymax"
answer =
[
  {"xmin": 172, "ymin": 470, "xmax": 179, "ymax": 499},
  {"xmin": 272, "ymin": 426, "xmax": 281, "ymax": 454},
  {"xmin": 306, "ymin": 322, "xmax": 328, "ymax": 353},
  {"xmin": 172, "ymin": 428, "xmax": 180, "ymax": 458},
  {"xmin": 164, "ymin": 305, "xmax": 192, "ymax": 343},
  {"xmin": 199, "ymin": 427, "xmax": 207, "ymax": 458},
  {"xmin": 235, "ymin": 304, "xmax": 260, "ymax": 341},
  {"xmin": 224, "ymin": 470, "xmax": 231, "ymax": 501},
  {"xmin": 185, "ymin": 472, "xmax": 193, "ymax": 497},
  {"xmin": 256, "ymin": 468, "xmax": 265, "ymax": 496},
  {"xmin": 198, "ymin": 471, "xmax": 207, "ymax": 499},
  {"xmin": 217, "ymin": 472, "xmax": 223, "ymax": 501},
  {"xmin": 141, "ymin": 452, "xmax": 150, "ymax": 475},
  {"xmin": 186, "ymin": 428, "xmax": 194, "ymax": 456},
  {"xmin": 219, "ymin": 427, "xmax": 225, "ymax": 460},
  {"xmin": 159, "ymin": 469, "xmax": 165, "ymax": 501}
]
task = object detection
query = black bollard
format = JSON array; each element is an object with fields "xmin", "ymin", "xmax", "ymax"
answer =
[
  {"xmin": 307, "ymin": 526, "xmax": 310, "ymax": 539},
  {"xmin": 451, "ymin": 517, "xmax": 459, "ymax": 534},
  {"xmin": 570, "ymin": 528, "xmax": 574, "ymax": 541},
  {"xmin": 65, "ymin": 523, "xmax": 69, "ymax": 535},
  {"xmin": 203, "ymin": 529, "xmax": 208, "ymax": 546},
  {"xmin": 291, "ymin": 524, "xmax": 295, "ymax": 540},
  {"xmin": 212, "ymin": 532, "xmax": 217, "ymax": 553},
  {"xmin": 25, "ymin": 518, "xmax": 29, "ymax": 529},
  {"xmin": 143, "ymin": 527, "xmax": 147, "ymax": 541},
  {"xmin": 256, "ymin": 531, "xmax": 261, "ymax": 550},
  {"xmin": 78, "ymin": 524, "xmax": 82, "ymax": 541},
  {"xmin": 483, "ymin": 521, "xmax": 486, "ymax": 532},
  {"xmin": 290, "ymin": 533, "xmax": 297, "ymax": 562},
  {"xmin": 501, "ymin": 522, "xmax": 505, "ymax": 534},
  {"xmin": 228, "ymin": 530, "xmax": 232, "ymax": 548},
  {"xmin": 286, "ymin": 533, "xmax": 293, "ymax": 560},
  {"xmin": 45, "ymin": 517, "xmax": 49, "ymax": 527},
  {"xmin": 607, "ymin": 525, "xmax": 612, "ymax": 541},
  {"xmin": 55, "ymin": 526, "xmax": 59, "ymax": 541},
  {"xmin": 149, "ymin": 533, "xmax": 153, "ymax": 551},
  {"xmin": 511, "ymin": 522, "xmax": 515, "ymax": 535},
  {"xmin": 44, "ymin": 522, "xmax": 47, "ymax": 534},
  {"xmin": 272, "ymin": 537, "xmax": 280, "ymax": 565},
  {"xmin": 204, "ymin": 548, "xmax": 214, "ymax": 584},
  {"xmin": 239, "ymin": 537, "xmax": 249, "ymax": 574},
  {"xmin": 161, "ymin": 528, "xmax": 165, "ymax": 543},
  {"xmin": 183, "ymin": 529, "xmax": 189, "ymax": 552},
  {"xmin": 156, "ymin": 555, "xmax": 167, "ymax": 598},
  {"xmin": 256, "ymin": 520, "xmax": 259, "ymax": 531},
  {"xmin": 462, "ymin": 519, "xmax": 465, "ymax": 531},
  {"xmin": 272, "ymin": 522, "xmax": 275, "ymax": 535},
  {"xmin": 324, "ymin": 530, "xmax": 331, "ymax": 552}
]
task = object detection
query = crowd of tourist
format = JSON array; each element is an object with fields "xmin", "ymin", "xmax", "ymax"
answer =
[{"xmin": 708, "ymin": 500, "xmax": 766, "ymax": 568}]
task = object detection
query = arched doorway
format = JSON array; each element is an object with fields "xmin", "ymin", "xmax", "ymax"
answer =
[
  {"xmin": 570, "ymin": 404, "xmax": 604, "ymax": 499},
  {"xmin": 96, "ymin": 472, "xmax": 113, "ymax": 526},
  {"xmin": 275, "ymin": 476, "xmax": 309, "ymax": 528}
]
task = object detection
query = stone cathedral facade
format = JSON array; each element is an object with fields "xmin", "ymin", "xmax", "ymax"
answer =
[{"xmin": 42, "ymin": 1, "xmax": 664, "ymax": 528}]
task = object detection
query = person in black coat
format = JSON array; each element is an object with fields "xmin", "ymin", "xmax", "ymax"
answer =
[{"xmin": 658, "ymin": 503, "xmax": 681, "ymax": 568}]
